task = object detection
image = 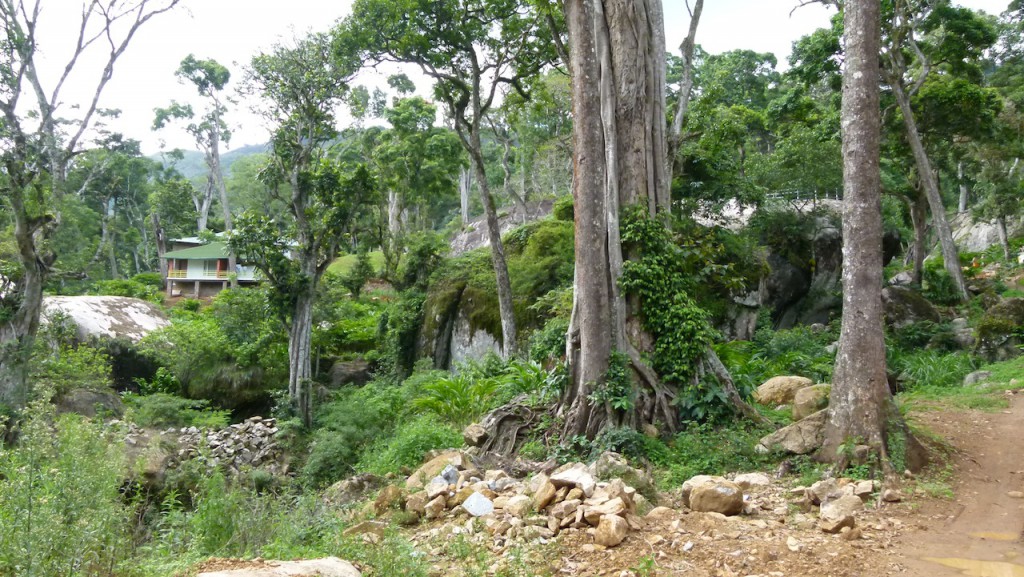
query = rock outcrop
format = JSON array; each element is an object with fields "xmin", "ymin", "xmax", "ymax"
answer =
[
  {"xmin": 756, "ymin": 409, "xmax": 827, "ymax": 454},
  {"xmin": 753, "ymin": 376, "xmax": 813, "ymax": 406},
  {"xmin": 42, "ymin": 296, "xmax": 169, "ymax": 343}
]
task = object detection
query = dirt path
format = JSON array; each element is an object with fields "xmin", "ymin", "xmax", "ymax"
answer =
[{"xmin": 892, "ymin": 393, "xmax": 1024, "ymax": 577}]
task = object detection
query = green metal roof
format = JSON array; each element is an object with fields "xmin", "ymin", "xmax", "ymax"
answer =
[{"xmin": 163, "ymin": 241, "xmax": 231, "ymax": 260}]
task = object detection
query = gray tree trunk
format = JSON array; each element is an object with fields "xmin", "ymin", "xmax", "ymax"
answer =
[
  {"xmin": 459, "ymin": 167, "xmax": 472, "ymax": 225},
  {"xmin": 957, "ymin": 161, "xmax": 969, "ymax": 213},
  {"xmin": 821, "ymin": 0, "xmax": 892, "ymax": 462},
  {"xmin": 666, "ymin": 0, "xmax": 703, "ymax": 174},
  {"xmin": 889, "ymin": 67, "xmax": 969, "ymax": 302}
]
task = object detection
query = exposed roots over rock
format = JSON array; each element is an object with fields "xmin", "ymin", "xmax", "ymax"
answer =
[{"xmin": 476, "ymin": 397, "xmax": 541, "ymax": 457}]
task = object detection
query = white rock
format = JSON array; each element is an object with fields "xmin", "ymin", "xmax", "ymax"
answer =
[{"xmin": 462, "ymin": 492, "xmax": 494, "ymax": 517}]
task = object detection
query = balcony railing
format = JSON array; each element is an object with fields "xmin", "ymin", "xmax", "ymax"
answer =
[{"xmin": 166, "ymin": 267, "xmax": 259, "ymax": 281}]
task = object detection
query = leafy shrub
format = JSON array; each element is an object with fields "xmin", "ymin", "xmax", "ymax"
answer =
[
  {"xmin": 553, "ymin": 194, "xmax": 574, "ymax": 221},
  {"xmin": 122, "ymin": 392, "xmax": 230, "ymax": 429},
  {"xmin": 300, "ymin": 382, "xmax": 407, "ymax": 487},
  {"xmin": 663, "ymin": 421, "xmax": 778, "ymax": 487},
  {"xmin": 30, "ymin": 344, "xmax": 113, "ymax": 395},
  {"xmin": 0, "ymin": 403, "xmax": 129, "ymax": 577},
  {"xmin": 357, "ymin": 414, "xmax": 463, "ymax": 476},
  {"xmin": 135, "ymin": 366, "xmax": 181, "ymax": 395},
  {"xmin": 412, "ymin": 372, "xmax": 498, "ymax": 426},
  {"xmin": 889, "ymin": 350, "xmax": 979, "ymax": 390},
  {"xmin": 529, "ymin": 316, "xmax": 569, "ymax": 364},
  {"xmin": 91, "ymin": 278, "xmax": 163, "ymax": 303},
  {"xmin": 342, "ymin": 251, "xmax": 375, "ymax": 298},
  {"xmin": 132, "ymin": 272, "xmax": 164, "ymax": 287},
  {"xmin": 922, "ymin": 259, "xmax": 963, "ymax": 306}
]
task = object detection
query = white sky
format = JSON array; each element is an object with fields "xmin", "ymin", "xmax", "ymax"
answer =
[{"xmin": 29, "ymin": 0, "xmax": 1010, "ymax": 156}]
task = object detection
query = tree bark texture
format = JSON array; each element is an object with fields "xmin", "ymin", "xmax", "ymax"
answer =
[
  {"xmin": 822, "ymin": 0, "xmax": 891, "ymax": 462},
  {"xmin": 562, "ymin": 0, "xmax": 727, "ymax": 438}
]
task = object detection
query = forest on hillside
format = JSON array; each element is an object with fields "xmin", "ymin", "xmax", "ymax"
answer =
[{"xmin": 2, "ymin": 0, "xmax": 1024, "ymax": 575}]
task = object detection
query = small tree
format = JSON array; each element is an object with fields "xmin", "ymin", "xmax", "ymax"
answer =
[{"xmin": 234, "ymin": 34, "xmax": 376, "ymax": 427}]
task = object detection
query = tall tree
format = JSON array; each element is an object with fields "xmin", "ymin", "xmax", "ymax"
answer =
[
  {"xmin": 0, "ymin": 0, "xmax": 180, "ymax": 407},
  {"xmin": 234, "ymin": 33, "xmax": 375, "ymax": 427},
  {"xmin": 821, "ymin": 0, "xmax": 892, "ymax": 464},
  {"xmin": 335, "ymin": 0, "xmax": 558, "ymax": 357},
  {"xmin": 560, "ymin": 0, "xmax": 761, "ymax": 438},
  {"xmin": 882, "ymin": 0, "xmax": 996, "ymax": 301},
  {"xmin": 153, "ymin": 55, "xmax": 235, "ymax": 283}
]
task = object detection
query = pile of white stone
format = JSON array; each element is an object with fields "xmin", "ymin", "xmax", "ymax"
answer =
[
  {"xmin": 174, "ymin": 416, "xmax": 286, "ymax": 476},
  {"xmin": 399, "ymin": 451, "xmax": 653, "ymax": 548}
]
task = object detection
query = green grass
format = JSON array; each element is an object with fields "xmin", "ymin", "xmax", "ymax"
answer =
[
  {"xmin": 328, "ymin": 251, "xmax": 386, "ymax": 276},
  {"xmin": 897, "ymin": 354, "xmax": 1024, "ymax": 413}
]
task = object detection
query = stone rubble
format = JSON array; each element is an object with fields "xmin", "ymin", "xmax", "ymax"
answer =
[
  {"xmin": 361, "ymin": 448, "xmax": 901, "ymax": 556},
  {"xmin": 173, "ymin": 416, "xmax": 287, "ymax": 476}
]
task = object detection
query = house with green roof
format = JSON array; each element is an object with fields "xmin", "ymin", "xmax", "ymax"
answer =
[{"xmin": 163, "ymin": 238, "xmax": 258, "ymax": 298}]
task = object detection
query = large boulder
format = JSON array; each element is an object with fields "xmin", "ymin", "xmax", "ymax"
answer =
[
  {"xmin": 753, "ymin": 376, "xmax": 813, "ymax": 406},
  {"xmin": 196, "ymin": 557, "xmax": 361, "ymax": 577},
  {"xmin": 688, "ymin": 480, "xmax": 744, "ymax": 516},
  {"xmin": 756, "ymin": 409, "xmax": 827, "ymax": 455},
  {"xmin": 42, "ymin": 296, "xmax": 168, "ymax": 387},
  {"xmin": 881, "ymin": 286, "xmax": 941, "ymax": 329},
  {"xmin": 55, "ymin": 388, "xmax": 124, "ymax": 418},
  {"xmin": 976, "ymin": 298, "xmax": 1024, "ymax": 361},
  {"xmin": 792, "ymin": 384, "xmax": 830, "ymax": 421},
  {"xmin": 42, "ymin": 296, "xmax": 168, "ymax": 343},
  {"xmin": 328, "ymin": 359, "xmax": 373, "ymax": 388}
]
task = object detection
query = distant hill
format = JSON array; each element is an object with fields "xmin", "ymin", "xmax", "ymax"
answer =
[{"xmin": 151, "ymin": 143, "xmax": 268, "ymax": 180}]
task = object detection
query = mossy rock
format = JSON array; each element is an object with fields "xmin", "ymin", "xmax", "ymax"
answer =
[
  {"xmin": 881, "ymin": 286, "xmax": 941, "ymax": 329},
  {"xmin": 976, "ymin": 298, "xmax": 1024, "ymax": 361}
]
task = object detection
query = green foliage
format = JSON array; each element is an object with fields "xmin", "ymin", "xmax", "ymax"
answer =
[
  {"xmin": 342, "ymin": 251, "xmax": 375, "ymax": 298},
  {"xmin": 890, "ymin": 350, "xmax": 979, "ymax": 390},
  {"xmin": 122, "ymin": 392, "xmax": 231, "ymax": 429},
  {"xmin": 746, "ymin": 205, "xmax": 831, "ymax": 270},
  {"xmin": 662, "ymin": 421, "xmax": 779, "ymax": 487},
  {"xmin": 300, "ymin": 380, "xmax": 408, "ymax": 487},
  {"xmin": 618, "ymin": 210, "xmax": 716, "ymax": 385},
  {"xmin": 90, "ymin": 278, "xmax": 164, "ymax": 303},
  {"xmin": 30, "ymin": 343, "xmax": 113, "ymax": 396},
  {"xmin": 0, "ymin": 402, "xmax": 129, "ymax": 577},
  {"xmin": 888, "ymin": 320, "xmax": 959, "ymax": 352},
  {"xmin": 528, "ymin": 316, "xmax": 569, "ymax": 364},
  {"xmin": 379, "ymin": 290, "xmax": 426, "ymax": 379},
  {"xmin": 589, "ymin": 351, "xmax": 634, "ymax": 411},
  {"xmin": 356, "ymin": 414, "xmax": 463, "ymax": 476},
  {"xmin": 552, "ymin": 194, "xmax": 574, "ymax": 221},
  {"xmin": 412, "ymin": 372, "xmax": 498, "ymax": 426},
  {"xmin": 922, "ymin": 259, "xmax": 965, "ymax": 306}
]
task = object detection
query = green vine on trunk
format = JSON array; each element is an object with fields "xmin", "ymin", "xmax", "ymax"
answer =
[{"xmin": 619, "ymin": 209, "xmax": 717, "ymax": 387}]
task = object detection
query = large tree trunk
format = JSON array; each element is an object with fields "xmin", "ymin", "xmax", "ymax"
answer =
[
  {"xmin": 560, "ymin": 0, "xmax": 761, "ymax": 439},
  {"xmin": 889, "ymin": 72, "xmax": 969, "ymax": 302},
  {"xmin": 561, "ymin": 0, "xmax": 672, "ymax": 437},
  {"xmin": 821, "ymin": 0, "xmax": 894, "ymax": 464}
]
